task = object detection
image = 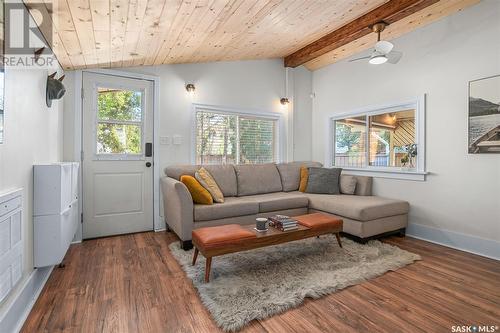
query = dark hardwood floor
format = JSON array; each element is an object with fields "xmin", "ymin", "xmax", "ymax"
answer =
[{"xmin": 22, "ymin": 231, "xmax": 500, "ymax": 333}]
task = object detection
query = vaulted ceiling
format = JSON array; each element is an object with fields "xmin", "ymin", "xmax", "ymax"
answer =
[{"xmin": 24, "ymin": 0, "xmax": 478, "ymax": 71}]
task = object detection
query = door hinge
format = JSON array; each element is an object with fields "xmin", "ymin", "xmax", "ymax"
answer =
[
  {"xmin": 81, "ymin": 87, "xmax": 84, "ymax": 99},
  {"xmin": 81, "ymin": 213, "xmax": 83, "ymax": 223},
  {"xmin": 81, "ymin": 150, "xmax": 84, "ymax": 161}
]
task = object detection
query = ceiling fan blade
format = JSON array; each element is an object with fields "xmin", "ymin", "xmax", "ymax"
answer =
[
  {"xmin": 374, "ymin": 40, "xmax": 393, "ymax": 54},
  {"xmin": 349, "ymin": 55, "xmax": 371, "ymax": 62},
  {"xmin": 387, "ymin": 50, "xmax": 403, "ymax": 64}
]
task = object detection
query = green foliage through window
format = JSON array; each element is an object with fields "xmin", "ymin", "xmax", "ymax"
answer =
[
  {"xmin": 96, "ymin": 89, "xmax": 142, "ymax": 154},
  {"xmin": 196, "ymin": 111, "xmax": 276, "ymax": 165}
]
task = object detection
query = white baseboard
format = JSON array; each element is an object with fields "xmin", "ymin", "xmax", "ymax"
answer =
[
  {"xmin": 407, "ymin": 223, "xmax": 500, "ymax": 260},
  {"xmin": 0, "ymin": 266, "xmax": 53, "ymax": 333}
]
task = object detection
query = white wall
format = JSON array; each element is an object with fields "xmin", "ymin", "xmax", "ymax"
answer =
[
  {"xmin": 0, "ymin": 67, "xmax": 64, "ymax": 314},
  {"xmin": 311, "ymin": 0, "xmax": 500, "ymax": 248}
]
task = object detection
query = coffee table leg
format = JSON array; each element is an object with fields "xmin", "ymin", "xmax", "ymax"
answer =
[
  {"xmin": 205, "ymin": 257, "xmax": 212, "ymax": 283},
  {"xmin": 192, "ymin": 248, "xmax": 199, "ymax": 265},
  {"xmin": 335, "ymin": 233, "xmax": 342, "ymax": 248}
]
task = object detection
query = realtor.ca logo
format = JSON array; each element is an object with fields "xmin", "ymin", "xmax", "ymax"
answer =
[
  {"xmin": 2, "ymin": 1, "xmax": 57, "ymax": 69},
  {"xmin": 452, "ymin": 325, "xmax": 499, "ymax": 333}
]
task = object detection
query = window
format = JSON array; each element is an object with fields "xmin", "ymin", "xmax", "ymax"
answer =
[
  {"xmin": 331, "ymin": 98, "xmax": 425, "ymax": 180},
  {"xmin": 195, "ymin": 108, "xmax": 278, "ymax": 165},
  {"xmin": 96, "ymin": 87, "xmax": 143, "ymax": 155}
]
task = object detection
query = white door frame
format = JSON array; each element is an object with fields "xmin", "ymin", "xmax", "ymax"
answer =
[{"xmin": 72, "ymin": 69, "xmax": 162, "ymax": 242}]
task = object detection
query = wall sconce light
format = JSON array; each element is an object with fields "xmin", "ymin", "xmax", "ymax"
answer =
[
  {"xmin": 185, "ymin": 83, "xmax": 195, "ymax": 97},
  {"xmin": 280, "ymin": 97, "xmax": 289, "ymax": 106}
]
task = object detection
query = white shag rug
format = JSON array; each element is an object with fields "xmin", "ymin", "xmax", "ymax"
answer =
[{"xmin": 169, "ymin": 235, "xmax": 420, "ymax": 332}]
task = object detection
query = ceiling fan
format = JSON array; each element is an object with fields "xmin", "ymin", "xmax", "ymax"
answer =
[{"xmin": 349, "ymin": 22, "xmax": 403, "ymax": 65}]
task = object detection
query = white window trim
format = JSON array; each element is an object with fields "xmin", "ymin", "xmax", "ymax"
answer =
[
  {"xmin": 191, "ymin": 103, "xmax": 284, "ymax": 165},
  {"xmin": 327, "ymin": 95, "xmax": 427, "ymax": 181}
]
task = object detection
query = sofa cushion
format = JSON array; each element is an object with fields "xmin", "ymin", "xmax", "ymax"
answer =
[
  {"xmin": 235, "ymin": 164, "xmax": 282, "ymax": 196},
  {"xmin": 165, "ymin": 164, "xmax": 237, "ymax": 197},
  {"xmin": 195, "ymin": 167, "xmax": 224, "ymax": 203},
  {"xmin": 353, "ymin": 175, "xmax": 372, "ymax": 196},
  {"xmin": 306, "ymin": 167, "xmax": 342, "ymax": 194},
  {"xmin": 276, "ymin": 161, "xmax": 323, "ymax": 192},
  {"xmin": 299, "ymin": 166, "xmax": 308, "ymax": 192},
  {"xmin": 194, "ymin": 197, "xmax": 259, "ymax": 222},
  {"xmin": 244, "ymin": 192, "xmax": 309, "ymax": 213},
  {"xmin": 204, "ymin": 165, "xmax": 237, "ymax": 197},
  {"xmin": 180, "ymin": 175, "xmax": 213, "ymax": 205},
  {"xmin": 340, "ymin": 175, "xmax": 357, "ymax": 195},
  {"xmin": 303, "ymin": 193, "xmax": 409, "ymax": 221}
]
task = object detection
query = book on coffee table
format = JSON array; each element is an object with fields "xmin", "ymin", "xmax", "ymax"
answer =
[{"xmin": 268, "ymin": 215, "xmax": 299, "ymax": 232}]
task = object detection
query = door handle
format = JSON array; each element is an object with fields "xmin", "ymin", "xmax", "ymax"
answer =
[
  {"xmin": 145, "ymin": 143, "xmax": 153, "ymax": 157},
  {"xmin": 146, "ymin": 162, "xmax": 152, "ymax": 167}
]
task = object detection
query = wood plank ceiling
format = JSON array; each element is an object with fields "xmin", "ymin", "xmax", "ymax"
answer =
[
  {"xmin": 24, "ymin": 0, "xmax": 479, "ymax": 71},
  {"xmin": 24, "ymin": 0, "xmax": 389, "ymax": 70}
]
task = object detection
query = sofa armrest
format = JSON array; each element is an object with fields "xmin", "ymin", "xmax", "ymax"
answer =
[{"xmin": 161, "ymin": 177, "xmax": 194, "ymax": 241}]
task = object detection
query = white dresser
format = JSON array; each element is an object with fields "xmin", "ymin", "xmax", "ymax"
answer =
[
  {"xmin": 0, "ymin": 189, "xmax": 23, "ymax": 303},
  {"xmin": 33, "ymin": 163, "xmax": 79, "ymax": 267}
]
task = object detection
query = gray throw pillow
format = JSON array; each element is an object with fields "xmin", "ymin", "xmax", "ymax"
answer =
[
  {"xmin": 340, "ymin": 175, "xmax": 357, "ymax": 195},
  {"xmin": 305, "ymin": 167, "xmax": 342, "ymax": 194}
]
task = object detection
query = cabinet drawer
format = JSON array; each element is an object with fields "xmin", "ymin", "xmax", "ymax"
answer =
[{"xmin": 0, "ymin": 196, "xmax": 21, "ymax": 217}]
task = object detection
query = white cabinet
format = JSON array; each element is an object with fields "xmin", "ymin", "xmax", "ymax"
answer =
[
  {"xmin": 33, "ymin": 163, "xmax": 79, "ymax": 267},
  {"xmin": 0, "ymin": 189, "xmax": 23, "ymax": 303}
]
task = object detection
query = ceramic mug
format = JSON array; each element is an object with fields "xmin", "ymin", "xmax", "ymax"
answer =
[{"xmin": 256, "ymin": 218, "xmax": 268, "ymax": 231}]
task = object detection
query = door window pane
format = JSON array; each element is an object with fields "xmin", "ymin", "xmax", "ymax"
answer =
[
  {"xmin": 334, "ymin": 116, "xmax": 367, "ymax": 167},
  {"xmin": 369, "ymin": 109, "xmax": 416, "ymax": 167},
  {"xmin": 97, "ymin": 88, "xmax": 142, "ymax": 122},
  {"xmin": 97, "ymin": 123, "xmax": 142, "ymax": 154}
]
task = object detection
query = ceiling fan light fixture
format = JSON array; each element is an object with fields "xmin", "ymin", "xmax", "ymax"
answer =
[{"xmin": 369, "ymin": 55, "xmax": 388, "ymax": 65}]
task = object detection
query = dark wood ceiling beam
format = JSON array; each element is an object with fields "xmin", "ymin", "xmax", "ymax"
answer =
[{"xmin": 284, "ymin": 0, "xmax": 440, "ymax": 68}]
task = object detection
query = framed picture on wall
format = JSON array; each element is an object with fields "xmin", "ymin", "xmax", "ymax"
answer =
[{"xmin": 468, "ymin": 74, "xmax": 500, "ymax": 153}]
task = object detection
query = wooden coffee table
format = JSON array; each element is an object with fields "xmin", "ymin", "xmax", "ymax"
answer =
[{"xmin": 192, "ymin": 213, "xmax": 343, "ymax": 282}]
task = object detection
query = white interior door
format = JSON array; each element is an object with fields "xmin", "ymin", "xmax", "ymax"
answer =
[{"xmin": 82, "ymin": 72, "xmax": 154, "ymax": 239}]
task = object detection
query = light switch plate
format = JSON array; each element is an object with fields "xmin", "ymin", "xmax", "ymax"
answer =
[
  {"xmin": 173, "ymin": 135, "xmax": 182, "ymax": 145},
  {"xmin": 160, "ymin": 136, "xmax": 171, "ymax": 145}
]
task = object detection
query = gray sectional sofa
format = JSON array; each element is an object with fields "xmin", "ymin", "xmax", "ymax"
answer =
[{"xmin": 161, "ymin": 162, "xmax": 409, "ymax": 249}]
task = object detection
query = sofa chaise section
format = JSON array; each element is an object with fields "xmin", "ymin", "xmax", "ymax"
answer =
[{"xmin": 303, "ymin": 193, "xmax": 409, "ymax": 240}]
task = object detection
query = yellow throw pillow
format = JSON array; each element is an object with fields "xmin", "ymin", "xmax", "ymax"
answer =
[
  {"xmin": 180, "ymin": 175, "xmax": 213, "ymax": 205},
  {"xmin": 195, "ymin": 167, "xmax": 225, "ymax": 203},
  {"xmin": 299, "ymin": 166, "xmax": 308, "ymax": 192}
]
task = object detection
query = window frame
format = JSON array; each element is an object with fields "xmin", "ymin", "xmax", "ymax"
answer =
[
  {"xmin": 92, "ymin": 82, "xmax": 146, "ymax": 161},
  {"xmin": 328, "ymin": 95, "xmax": 427, "ymax": 181},
  {"xmin": 191, "ymin": 103, "xmax": 283, "ymax": 165}
]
